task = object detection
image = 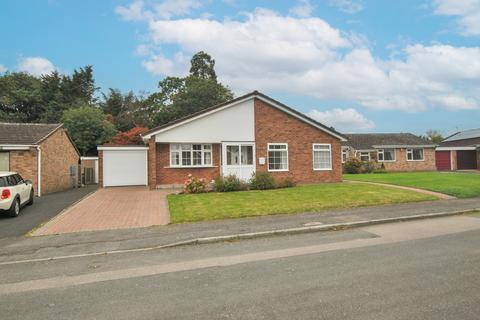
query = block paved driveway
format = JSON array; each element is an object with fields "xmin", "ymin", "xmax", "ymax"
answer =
[{"xmin": 32, "ymin": 187, "xmax": 172, "ymax": 236}]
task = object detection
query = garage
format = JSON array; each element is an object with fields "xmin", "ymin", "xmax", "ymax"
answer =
[
  {"xmin": 98, "ymin": 146, "xmax": 148, "ymax": 187},
  {"xmin": 435, "ymin": 151, "xmax": 451, "ymax": 171},
  {"xmin": 457, "ymin": 150, "xmax": 478, "ymax": 170}
]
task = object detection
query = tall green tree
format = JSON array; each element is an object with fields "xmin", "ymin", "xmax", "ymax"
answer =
[
  {"xmin": 149, "ymin": 51, "xmax": 233, "ymax": 126},
  {"xmin": 423, "ymin": 129, "xmax": 444, "ymax": 144},
  {"xmin": 62, "ymin": 106, "xmax": 116, "ymax": 155}
]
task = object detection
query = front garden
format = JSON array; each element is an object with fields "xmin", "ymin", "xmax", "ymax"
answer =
[
  {"xmin": 168, "ymin": 177, "xmax": 437, "ymax": 223},
  {"xmin": 344, "ymin": 171, "xmax": 480, "ymax": 198}
]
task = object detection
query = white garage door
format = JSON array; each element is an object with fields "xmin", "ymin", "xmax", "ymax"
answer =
[{"xmin": 102, "ymin": 149, "xmax": 148, "ymax": 187}]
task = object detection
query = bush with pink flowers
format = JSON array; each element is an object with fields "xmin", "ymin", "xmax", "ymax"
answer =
[{"xmin": 183, "ymin": 174, "xmax": 208, "ymax": 194}]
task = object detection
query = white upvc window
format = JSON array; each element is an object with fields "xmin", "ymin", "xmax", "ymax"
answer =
[
  {"xmin": 268, "ymin": 143, "xmax": 288, "ymax": 171},
  {"xmin": 341, "ymin": 148, "xmax": 348, "ymax": 163},
  {"xmin": 378, "ymin": 148, "xmax": 396, "ymax": 162},
  {"xmin": 359, "ymin": 152, "xmax": 370, "ymax": 162},
  {"xmin": 170, "ymin": 144, "xmax": 212, "ymax": 167},
  {"xmin": 313, "ymin": 144, "xmax": 332, "ymax": 170},
  {"xmin": 407, "ymin": 148, "xmax": 424, "ymax": 161}
]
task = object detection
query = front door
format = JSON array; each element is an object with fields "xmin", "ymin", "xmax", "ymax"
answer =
[{"xmin": 222, "ymin": 143, "xmax": 255, "ymax": 181}]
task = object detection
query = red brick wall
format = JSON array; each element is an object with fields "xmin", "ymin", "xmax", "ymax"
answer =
[
  {"xmin": 40, "ymin": 128, "xmax": 80, "ymax": 194},
  {"xmin": 254, "ymin": 98, "xmax": 342, "ymax": 183},
  {"xmin": 156, "ymin": 143, "xmax": 221, "ymax": 186},
  {"xmin": 347, "ymin": 148, "xmax": 436, "ymax": 171},
  {"xmin": 148, "ymin": 137, "xmax": 157, "ymax": 189},
  {"xmin": 10, "ymin": 149, "xmax": 38, "ymax": 194},
  {"xmin": 98, "ymin": 151, "xmax": 103, "ymax": 187}
]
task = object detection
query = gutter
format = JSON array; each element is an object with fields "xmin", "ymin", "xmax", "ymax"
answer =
[{"xmin": 36, "ymin": 146, "xmax": 41, "ymax": 197}]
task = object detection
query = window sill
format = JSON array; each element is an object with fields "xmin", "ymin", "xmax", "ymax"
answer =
[
  {"xmin": 313, "ymin": 168, "xmax": 333, "ymax": 171},
  {"xmin": 268, "ymin": 169, "xmax": 289, "ymax": 172},
  {"xmin": 406, "ymin": 160, "xmax": 425, "ymax": 162},
  {"xmin": 165, "ymin": 165, "xmax": 218, "ymax": 169},
  {"xmin": 378, "ymin": 160, "xmax": 397, "ymax": 163}
]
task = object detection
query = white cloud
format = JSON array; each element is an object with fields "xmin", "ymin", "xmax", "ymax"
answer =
[
  {"xmin": 306, "ymin": 108, "xmax": 374, "ymax": 131},
  {"xmin": 289, "ymin": 0, "xmax": 314, "ymax": 18},
  {"xmin": 0, "ymin": 64, "xmax": 7, "ymax": 73},
  {"xmin": 17, "ymin": 57, "xmax": 55, "ymax": 76},
  {"xmin": 120, "ymin": 4, "xmax": 480, "ymax": 112},
  {"xmin": 328, "ymin": 0, "xmax": 363, "ymax": 14},
  {"xmin": 433, "ymin": 0, "xmax": 480, "ymax": 36},
  {"xmin": 115, "ymin": 0, "xmax": 201, "ymax": 21}
]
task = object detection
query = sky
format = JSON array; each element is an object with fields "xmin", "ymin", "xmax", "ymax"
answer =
[{"xmin": 1, "ymin": 0, "xmax": 480, "ymax": 136}]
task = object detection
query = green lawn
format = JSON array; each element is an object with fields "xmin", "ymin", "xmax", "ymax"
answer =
[
  {"xmin": 344, "ymin": 172, "xmax": 480, "ymax": 198},
  {"xmin": 168, "ymin": 183, "xmax": 436, "ymax": 223}
]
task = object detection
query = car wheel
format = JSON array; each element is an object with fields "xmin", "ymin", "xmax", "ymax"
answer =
[
  {"xmin": 27, "ymin": 189, "xmax": 34, "ymax": 206},
  {"xmin": 8, "ymin": 198, "xmax": 20, "ymax": 217}
]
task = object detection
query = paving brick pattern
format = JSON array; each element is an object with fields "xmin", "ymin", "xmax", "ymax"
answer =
[{"xmin": 33, "ymin": 187, "xmax": 172, "ymax": 236}]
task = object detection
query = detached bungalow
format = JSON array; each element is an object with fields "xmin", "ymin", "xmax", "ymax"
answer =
[
  {"xmin": 98, "ymin": 91, "xmax": 347, "ymax": 188},
  {"xmin": 436, "ymin": 128, "xmax": 480, "ymax": 170},
  {"xmin": 0, "ymin": 123, "xmax": 80, "ymax": 196},
  {"xmin": 342, "ymin": 133, "xmax": 437, "ymax": 171}
]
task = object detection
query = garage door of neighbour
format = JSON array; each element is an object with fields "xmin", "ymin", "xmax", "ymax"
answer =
[
  {"xmin": 435, "ymin": 151, "xmax": 451, "ymax": 171},
  {"xmin": 103, "ymin": 150, "xmax": 148, "ymax": 187},
  {"xmin": 457, "ymin": 150, "xmax": 477, "ymax": 170}
]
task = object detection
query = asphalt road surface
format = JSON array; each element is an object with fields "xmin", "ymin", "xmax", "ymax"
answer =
[{"xmin": 0, "ymin": 215, "xmax": 479, "ymax": 319}]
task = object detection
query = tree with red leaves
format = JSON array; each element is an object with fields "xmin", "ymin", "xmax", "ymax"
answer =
[{"xmin": 109, "ymin": 126, "xmax": 149, "ymax": 145}]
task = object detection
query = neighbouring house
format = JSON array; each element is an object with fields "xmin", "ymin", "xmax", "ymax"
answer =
[
  {"xmin": 436, "ymin": 128, "xmax": 480, "ymax": 171},
  {"xmin": 342, "ymin": 133, "xmax": 437, "ymax": 171},
  {"xmin": 97, "ymin": 91, "xmax": 347, "ymax": 188},
  {"xmin": 0, "ymin": 123, "xmax": 80, "ymax": 196}
]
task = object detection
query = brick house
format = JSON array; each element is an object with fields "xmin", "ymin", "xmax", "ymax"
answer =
[
  {"xmin": 436, "ymin": 128, "xmax": 480, "ymax": 170},
  {"xmin": 0, "ymin": 123, "xmax": 80, "ymax": 196},
  {"xmin": 342, "ymin": 133, "xmax": 437, "ymax": 171},
  {"xmin": 98, "ymin": 91, "xmax": 347, "ymax": 188}
]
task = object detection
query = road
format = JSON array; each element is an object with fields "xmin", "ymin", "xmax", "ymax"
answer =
[{"xmin": 0, "ymin": 215, "xmax": 479, "ymax": 319}]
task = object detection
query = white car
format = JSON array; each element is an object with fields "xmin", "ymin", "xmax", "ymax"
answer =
[{"xmin": 0, "ymin": 172, "xmax": 34, "ymax": 217}]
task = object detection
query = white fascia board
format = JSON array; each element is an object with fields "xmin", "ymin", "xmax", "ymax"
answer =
[
  {"xmin": 97, "ymin": 146, "xmax": 149, "ymax": 151},
  {"xmin": 436, "ymin": 146, "xmax": 477, "ymax": 151},
  {"xmin": 0, "ymin": 144, "xmax": 35, "ymax": 150}
]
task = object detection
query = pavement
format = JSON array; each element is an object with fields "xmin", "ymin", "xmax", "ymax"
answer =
[
  {"xmin": 1, "ymin": 215, "xmax": 479, "ymax": 319},
  {"xmin": 32, "ymin": 187, "xmax": 172, "ymax": 236},
  {"xmin": 1, "ymin": 197, "xmax": 479, "ymax": 264},
  {"xmin": 0, "ymin": 185, "xmax": 97, "ymax": 239}
]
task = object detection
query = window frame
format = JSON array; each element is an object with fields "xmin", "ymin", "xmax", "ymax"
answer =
[
  {"xmin": 406, "ymin": 148, "xmax": 424, "ymax": 161},
  {"xmin": 169, "ymin": 143, "xmax": 213, "ymax": 168},
  {"xmin": 267, "ymin": 143, "xmax": 289, "ymax": 172},
  {"xmin": 341, "ymin": 148, "xmax": 348, "ymax": 164},
  {"xmin": 313, "ymin": 143, "xmax": 333, "ymax": 171},
  {"xmin": 358, "ymin": 152, "xmax": 371, "ymax": 162},
  {"xmin": 377, "ymin": 148, "xmax": 396, "ymax": 162}
]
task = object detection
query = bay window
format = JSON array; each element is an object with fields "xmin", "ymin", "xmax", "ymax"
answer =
[
  {"xmin": 268, "ymin": 143, "xmax": 288, "ymax": 171},
  {"xmin": 378, "ymin": 148, "xmax": 396, "ymax": 162},
  {"xmin": 407, "ymin": 148, "xmax": 424, "ymax": 161},
  {"xmin": 170, "ymin": 144, "xmax": 212, "ymax": 167},
  {"xmin": 313, "ymin": 144, "xmax": 332, "ymax": 170}
]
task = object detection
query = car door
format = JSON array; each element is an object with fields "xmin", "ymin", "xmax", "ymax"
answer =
[{"xmin": 14, "ymin": 174, "xmax": 29, "ymax": 204}]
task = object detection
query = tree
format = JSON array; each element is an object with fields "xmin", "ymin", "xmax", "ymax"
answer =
[
  {"xmin": 149, "ymin": 51, "xmax": 233, "ymax": 127},
  {"xmin": 62, "ymin": 106, "xmax": 116, "ymax": 155},
  {"xmin": 424, "ymin": 129, "xmax": 444, "ymax": 144},
  {"xmin": 0, "ymin": 72, "xmax": 43, "ymax": 122},
  {"xmin": 109, "ymin": 126, "xmax": 149, "ymax": 145}
]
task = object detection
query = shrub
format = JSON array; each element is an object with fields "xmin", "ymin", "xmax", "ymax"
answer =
[
  {"xmin": 361, "ymin": 161, "xmax": 376, "ymax": 174},
  {"xmin": 214, "ymin": 174, "xmax": 248, "ymax": 192},
  {"xmin": 183, "ymin": 174, "xmax": 207, "ymax": 194},
  {"xmin": 278, "ymin": 177, "xmax": 296, "ymax": 188},
  {"xmin": 343, "ymin": 158, "xmax": 363, "ymax": 174},
  {"xmin": 250, "ymin": 172, "xmax": 277, "ymax": 190}
]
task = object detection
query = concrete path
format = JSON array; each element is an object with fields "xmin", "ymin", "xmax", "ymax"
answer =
[
  {"xmin": 32, "ymin": 187, "xmax": 173, "ymax": 236},
  {"xmin": 345, "ymin": 180, "xmax": 456, "ymax": 199}
]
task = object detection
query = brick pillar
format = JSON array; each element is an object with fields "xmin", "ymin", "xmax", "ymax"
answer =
[
  {"xmin": 148, "ymin": 137, "xmax": 157, "ymax": 189},
  {"xmin": 98, "ymin": 150, "xmax": 103, "ymax": 187}
]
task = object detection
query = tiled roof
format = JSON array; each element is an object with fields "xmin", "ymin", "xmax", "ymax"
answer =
[
  {"xmin": 0, "ymin": 123, "xmax": 62, "ymax": 145},
  {"xmin": 443, "ymin": 128, "xmax": 480, "ymax": 142},
  {"xmin": 343, "ymin": 133, "xmax": 434, "ymax": 150},
  {"xmin": 439, "ymin": 137, "xmax": 480, "ymax": 148}
]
